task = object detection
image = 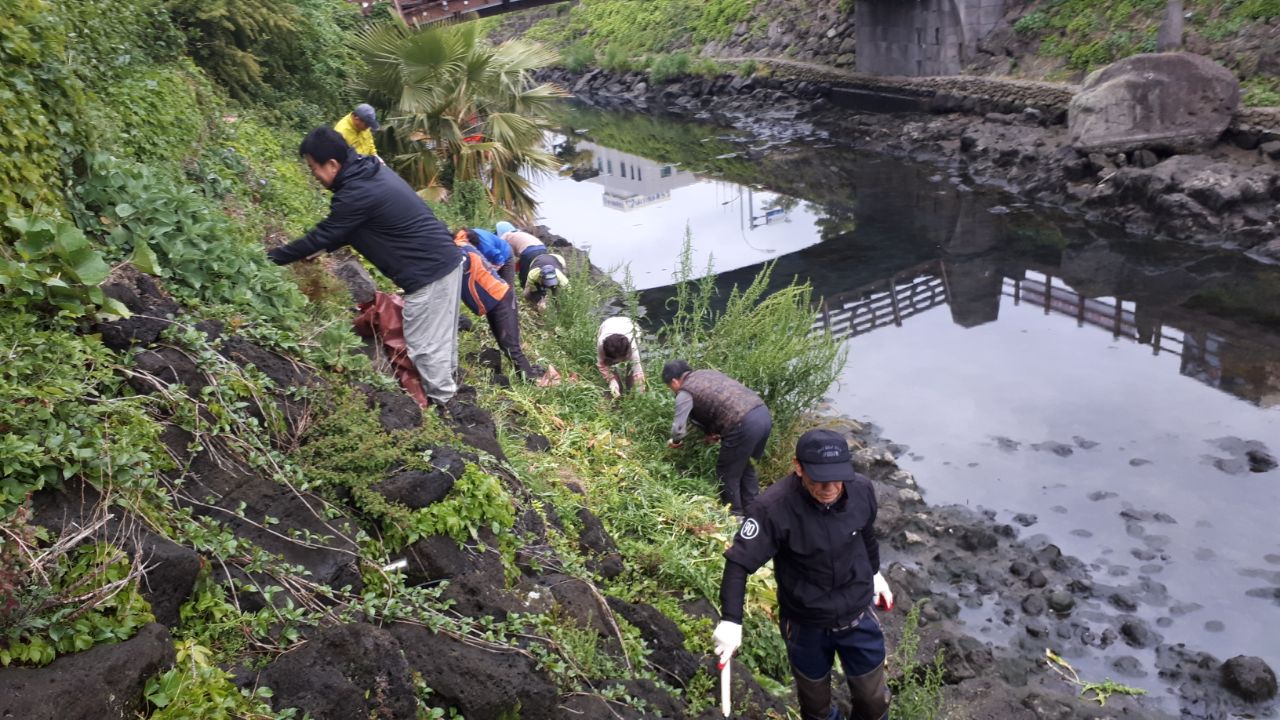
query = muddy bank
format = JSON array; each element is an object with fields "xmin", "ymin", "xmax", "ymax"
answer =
[{"xmin": 541, "ymin": 65, "xmax": 1280, "ymax": 264}]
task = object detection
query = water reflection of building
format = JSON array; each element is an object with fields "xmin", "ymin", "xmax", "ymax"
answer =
[
  {"xmin": 812, "ymin": 263, "xmax": 1280, "ymax": 409},
  {"xmin": 578, "ymin": 141, "xmax": 699, "ymax": 211}
]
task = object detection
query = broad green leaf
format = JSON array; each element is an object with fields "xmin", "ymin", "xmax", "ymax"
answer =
[
  {"xmin": 53, "ymin": 223, "xmax": 88, "ymax": 256},
  {"xmin": 115, "ymin": 203, "xmax": 136, "ymax": 218},
  {"xmin": 98, "ymin": 297, "xmax": 132, "ymax": 320},
  {"xmin": 65, "ymin": 248, "xmax": 111, "ymax": 285},
  {"xmin": 130, "ymin": 241, "xmax": 162, "ymax": 275}
]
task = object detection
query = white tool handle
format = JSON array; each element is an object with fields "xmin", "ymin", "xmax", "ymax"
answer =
[{"xmin": 721, "ymin": 660, "xmax": 731, "ymax": 717}]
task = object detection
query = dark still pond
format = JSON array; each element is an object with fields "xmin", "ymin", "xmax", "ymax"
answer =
[{"xmin": 530, "ymin": 105, "xmax": 1280, "ymax": 697}]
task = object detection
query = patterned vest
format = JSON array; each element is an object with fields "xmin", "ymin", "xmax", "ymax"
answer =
[{"xmin": 681, "ymin": 369, "xmax": 764, "ymax": 435}]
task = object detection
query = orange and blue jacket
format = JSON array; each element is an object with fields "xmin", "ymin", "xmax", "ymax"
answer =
[{"xmin": 453, "ymin": 230, "xmax": 510, "ymax": 316}]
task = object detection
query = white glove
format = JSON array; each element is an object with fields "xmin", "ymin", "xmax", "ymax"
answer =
[
  {"xmin": 873, "ymin": 572, "xmax": 894, "ymax": 611},
  {"xmin": 607, "ymin": 378, "xmax": 621, "ymax": 397},
  {"xmin": 712, "ymin": 621, "xmax": 742, "ymax": 668}
]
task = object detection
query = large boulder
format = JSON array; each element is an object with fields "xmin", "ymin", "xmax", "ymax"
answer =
[
  {"xmin": 1069, "ymin": 52, "xmax": 1239, "ymax": 154},
  {"xmin": 1220, "ymin": 655, "xmax": 1277, "ymax": 703},
  {"xmin": 391, "ymin": 622, "xmax": 561, "ymax": 720},
  {"xmin": 257, "ymin": 623, "xmax": 417, "ymax": 720},
  {"xmin": 180, "ymin": 447, "xmax": 362, "ymax": 608},
  {"xmin": 0, "ymin": 623, "xmax": 175, "ymax": 720}
]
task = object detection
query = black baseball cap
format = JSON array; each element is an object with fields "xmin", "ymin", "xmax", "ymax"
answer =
[{"xmin": 795, "ymin": 429, "xmax": 855, "ymax": 483}]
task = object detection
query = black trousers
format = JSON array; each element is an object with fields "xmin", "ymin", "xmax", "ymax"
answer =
[
  {"xmin": 485, "ymin": 292, "xmax": 538, "ymax": 380},
  {"xmin": 717, "ymin": 404, "xmax": 772, "ymax": 514},
  {"xmin": 498, "ymin": 258, "xmax": 517, "ymax": 289}
]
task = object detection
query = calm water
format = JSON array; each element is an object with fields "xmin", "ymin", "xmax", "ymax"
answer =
[{"xmin": 531, "ymin": 105, "xmax": 1280, "ymax": 701}]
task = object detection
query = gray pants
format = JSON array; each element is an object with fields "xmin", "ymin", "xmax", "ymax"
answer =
[{"xmin": 403, "ymin": 262, "xmax": 463, "ymax": 404}]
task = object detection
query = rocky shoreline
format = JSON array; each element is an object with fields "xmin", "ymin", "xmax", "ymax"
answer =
[{"xmin": 540, "ymin": 64, "xmax": 1280, "ymax": 264}]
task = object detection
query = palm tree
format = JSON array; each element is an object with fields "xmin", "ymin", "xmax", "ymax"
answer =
[{"xmin": 350, "ymin": 20, "xmax": 568, "ymax": 220}]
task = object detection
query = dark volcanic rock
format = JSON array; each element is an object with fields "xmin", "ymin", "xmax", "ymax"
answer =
[
  {"xmin": 371, "ymin": 389, "xmax": 423, "ymax": 431},
  {"xmin": 577, "ymin": 507, "xmax": 625, "ymax": 579},
  {"xmin": 259, "ymin": 623, "xmax": 416, "ymax": 720},
  {"xmin": 373, "ymin": 446, "xmax": 466, "ymax": 510},
  {"xmin": 130, "ymin": 346, "xmax": 206, "ymax": 394},
  {"xmin": 1120, "ymin": 618, "xmax": 1162, "ymax": 648},
  {"xmin": 1046, "ymin": 590, "xmax": 1076, "ymax": 614},
  {"xmin": 137, "ymin": 533, "xmax": 202, "ymax": 627},
  {"xmin": 94, "ymin": 264, "xmax": 180, "ymax": 350},
  {"xmin": 181, "ymin": 447, "xmax": 362, "ymax": 607},
  {"xmin": 0, "ymin": 623, "xmax": 174, "ymax": 720},
  {"xmin": 606, "ymin": 597, "xmax": 702, "ymax": 684},
  {"xmin": 391, "ymin": 622, "xmax": 560, "ymax": 720},
  {"xmin": 1248, "ymin": 448, "xmax": 1277, "ymax": 473},
  {"xmin": 29, "ymin": 479, "xmax": 199, "ymax": 627},
  {"xmin": 443, "ymin": 400, "xmax": 506, "ymax": 461},
  {"xmin": 524, "ymin": 433, "xmax": 552, "ymax": 453},
  {"xmin": 1221, "ymin": 655, "xmax": 1277, "ymax": 703}
]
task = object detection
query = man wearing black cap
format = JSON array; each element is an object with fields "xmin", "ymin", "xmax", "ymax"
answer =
[
  {"xmin": 713, "ymin": 429, "xmax": 894, "ymax": 720},
  {"xmin": 662, "ymin": 359, "xmax": 772, "ymax": 516}
]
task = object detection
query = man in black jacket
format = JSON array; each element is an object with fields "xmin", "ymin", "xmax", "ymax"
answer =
[
  {"xmin": 268, "ymin": 127, "xmax": 464, "ymax": 405},
  {"xmin": 713, "ymin": 429, "xmax": 895, "ymax": 720},
  {"xmin": 663, "ymin": 359, "xmax": 773, "ymax": 515}
]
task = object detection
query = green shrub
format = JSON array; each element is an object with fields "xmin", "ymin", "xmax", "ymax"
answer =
[
  {"xmin": 73, "ymin": 153, "xmax": 308, "ymax": 321},
  {"xmin": 88, "ymin": 60, "xmax": 216, "ymax": 165},
  {"xmin": 1013, "ymin": 11, "xmax": 1050, "ymax": 34},
  {"xmin": 0, "ymin": 0, "xmax": 86, "ymax": 219},
  {"xmin": 1, "ymin": 542, "xmax": 154, "ymax": 667},
  {"xmin": 889, "ymin": 604, "xmax": 946, "ymax": 719},
  {"xmin": 660, "ymin": 232, "xmax": 846, "ymax": 437},
  {"xmin": 429, "ymin": 179, "xmax": 498, "ymax": 231},
  {"xmin": 649, "ymin": 52, "xmax": 692, "ymax": 83},
  {"xmin": 562, "ymin": 41, "xmax": 597, "ymax": 73},
  {"xmin": 1236, "ymin": 0, "xmax": 1280, "ymax": 19},
  {"xmin": 737, "ymin": 59, "xmax": 758, "ymax": 77},
  {"xmin": 1243, "ymin": 76, "xmax": 1280, "ymax": 107},
  {"xmin": 601, "ymin": 45, "xmax": 636, "ymax": 72}
]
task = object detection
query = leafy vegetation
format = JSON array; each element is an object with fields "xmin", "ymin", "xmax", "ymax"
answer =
[
  {"xmin": 351, "ymin": 20, "xmax": 568, "ymax": 219},
  {"xmin": 2, "ymin": 539, "xmax": 153, "ymax": 667},
  {"xmin": 1242, "ymin": 76, "xmax": 1280, "ymax": 107},
  {"xmin": 524, "ymin": 0, "xmax": 758, "ymax": 57},
  {"xmin": 165, "ymin": 0, "xmax": 362, "ymax": 121},
  {"xmin": 1012, "ymin": 0, "xmax": 1280, "ymax": 91},
  {"xmin": 889, "ymin": 604, "xmax": 946, "ymax": 720}
]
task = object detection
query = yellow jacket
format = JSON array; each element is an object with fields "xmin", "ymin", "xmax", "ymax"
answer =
[{"xmin": 334, "ymin": 113, "xmax": 378, "ymax": 157}]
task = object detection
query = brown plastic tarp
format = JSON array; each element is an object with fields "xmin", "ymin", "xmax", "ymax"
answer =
[{"xmin": 352, "ymin": 291, "xmax": 429, "ymax": 407}]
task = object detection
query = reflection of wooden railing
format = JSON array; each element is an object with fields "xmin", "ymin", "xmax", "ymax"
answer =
[
  {"xmin": 1003, "ymin": 274, "xmax": 1188, "ymax": 355},
  {"xmin": 812, "ymin": 262, "xmax": 948, "ymax": 340}
]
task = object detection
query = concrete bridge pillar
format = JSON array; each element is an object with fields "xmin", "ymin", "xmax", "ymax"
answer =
[{"xmin": 855, "ymin": 0, "xmax": 1007, "ymax": 76}]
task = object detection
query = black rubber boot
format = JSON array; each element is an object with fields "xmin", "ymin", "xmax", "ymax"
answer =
[
  {"xmin": 846, "ymin": 661, "xmax": 892, "ymax": 720},
  {"xmin": 794, "ymin": 666, "xmax": 837, "ymax": 720}
]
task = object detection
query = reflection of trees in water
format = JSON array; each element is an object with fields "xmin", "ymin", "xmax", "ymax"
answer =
[
  {"xmin": 551, "ymin": 104, "xmax": 877, "ymax": 217},
  {"xmin": 761, "ymin": 194, "xmax": 800, "ymax": 214},
  {"xmin": 810, "ymin": 201, "xmax": 858, "ymax": 241}
]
